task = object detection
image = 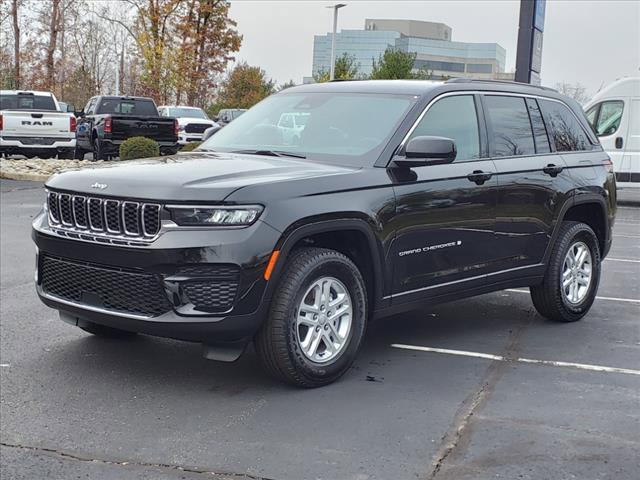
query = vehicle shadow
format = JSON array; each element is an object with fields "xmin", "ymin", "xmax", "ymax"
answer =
[{"xmin": 38, "ymin": 292, "xmax": 542, "ymax": 393}]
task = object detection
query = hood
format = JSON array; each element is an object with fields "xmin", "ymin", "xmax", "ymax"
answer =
[{"xmin": 45, "ymin": 152, "xmax": 357, "ymax": 202}]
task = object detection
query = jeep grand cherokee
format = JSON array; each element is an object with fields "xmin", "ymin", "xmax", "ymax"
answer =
[{"xmin": 32, "ymin": 79, "xmax": 616, "ymax": 387}]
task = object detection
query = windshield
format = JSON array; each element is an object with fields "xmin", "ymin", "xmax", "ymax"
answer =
[
  {"xmin": 0, "ymin": 94, "xmax": 57, "ymax": 111},
  {"xmin": 97, "ymin": 98, "xmax": 157, "ymax": 116},
  {"xmin": 200, "ymin": 92, "xmax": 415, "ymax": 166},
  {"xmin": 170, "ymin": 107, "xmax": 208, "ymax": 119}
]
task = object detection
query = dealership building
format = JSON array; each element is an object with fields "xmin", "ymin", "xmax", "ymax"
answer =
[{"xmin": 310, "ymin": 19, "xmax": 513, "ymax": 80}]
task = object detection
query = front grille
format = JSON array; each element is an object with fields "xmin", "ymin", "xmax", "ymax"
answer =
[
  {"xmin": 47, "ymin": 191, "xmax": 161, "ymax": 240},
  {"xmin": 184, "ymin": 123, "xmax": 210, "ymax": 134},
  {"xmin": 40, "ymin": 255, "xmax": 172, "ymax": 317}
]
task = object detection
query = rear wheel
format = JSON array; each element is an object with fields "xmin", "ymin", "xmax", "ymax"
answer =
[
  {"xmin": 530, "ymin": 221, "xmax": 601, "ymax": 322},
  {"xmin": 79, "ymin": 321, "xmax": 137, "ymax": 338},
  {"xmin": 255, "ymin": 247, "xmax": 367, "ymax": 387},
  {"xmin": 92, "ymin": 138, "xmax": 106, "ymax": 161},
  {"xmin": 73, "ymin": 147, "xmax": 86, "ymax": 160}
]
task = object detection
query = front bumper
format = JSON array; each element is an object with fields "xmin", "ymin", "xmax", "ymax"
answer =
[
  {"xmin": 178, "ymin": 133, "xmax": 204, "ymax": 145},
  {"xmin": 32, "ymin": 211, "xmax": 282, "ymax": 344}
]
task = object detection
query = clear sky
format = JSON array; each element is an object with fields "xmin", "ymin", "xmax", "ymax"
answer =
[{"xmin": 228, "ymin": 0, "xmax": 640, "ymax": 97}]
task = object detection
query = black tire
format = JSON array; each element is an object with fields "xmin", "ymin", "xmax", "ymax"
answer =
[
  {"xmin": 530, "ymin": 221, "xmax": 601, "ymax": 322},
  {"xmin": 73, "ymin": 147, "xmax": 85, "ymax": 160},
  {"xmin": 57, "ymin": 150, "xmax": 74, "ymax": 160},
  {"xmin": 254, "ymin": 247, "xmax": 367, "ymax": 388},
  {"xmin": 79, "ymin": 321, "xmax": 137, "ymax": 338},
  {"xmin": 92, "ymin": 138, "xmax": 106, "ymax": 161}
]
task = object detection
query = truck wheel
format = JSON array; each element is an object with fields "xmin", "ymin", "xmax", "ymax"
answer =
[
  {"xmin": 255, "ymin": 247, "xmax": 367, "ymax": 388},
  {"xmin": 530, "ymin": 221, "xmax": 601, "ymax": 322},
  {"xmin": 92, "ymin": 139, "xmax": 106, "ymax": 161},
  {"xmin": 79, "ymin": 321, "xmax": 137, "ymax": 338},
  {"xmin": 73, "ymin": 147, "xmax": 86, "ymax": 160},
  {"xmin": 57, "ymin": 149, "xmax": 74, "ymax": 160}
]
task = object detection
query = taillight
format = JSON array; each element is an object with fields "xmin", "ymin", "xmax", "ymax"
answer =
[
  {"xmin": 104, "ymin": 116, "xmax": 112, "ymax": 134},
  {"xmin": 173, "ymin": 119, "xmax": 179, "ymax": 137},
  {"xmin": 0, "ymin": 114, "xmax": 3, "ymax": 131},
  {"xmin": 69, "ymin": 116, "xmax": 76, "ymax": 133},
  {"xmin": 603, "ymin": 157, "xmax": 614, "ymax": 173}
]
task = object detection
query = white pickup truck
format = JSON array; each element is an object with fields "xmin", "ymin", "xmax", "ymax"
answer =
[{"xmin": 0, "ymin": 90, "xmax": 76, "ymax": 159}]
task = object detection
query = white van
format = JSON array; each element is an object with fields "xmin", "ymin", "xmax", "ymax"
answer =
[{"xmin": 584, "ymin": 77, "xmax": 640, "ymax": 188}]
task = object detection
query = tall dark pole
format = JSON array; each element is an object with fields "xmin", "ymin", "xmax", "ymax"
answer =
[{"xmin": 515, "ymin": 0, "xmax": 545, "ymax": 85}]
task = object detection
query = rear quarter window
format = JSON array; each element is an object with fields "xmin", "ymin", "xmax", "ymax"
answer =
[{"xmin": 539, "ymin": 99, "xmax": 591, "ymax": 151}]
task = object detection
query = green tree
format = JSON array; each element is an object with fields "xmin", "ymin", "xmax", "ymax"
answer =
[
  {"xmin": 278, "ymin": 79, "xmax": 296, "ymax": 91},
  {"xmin": 370, "ymin": 48, "xmax": 418, "ymax": 80},
  {"xmin": 216, "ymin": 62, "xmax": 275, "ymax": 109},
  {"xmin": 313, "ymin": 52, "xmax": 360, "ymax": 82}
]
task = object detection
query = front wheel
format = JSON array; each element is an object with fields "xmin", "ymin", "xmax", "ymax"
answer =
[
  {"xmin": 255, "ymin": 247, "xmax": 367, "ymax": 387},
  {"xmin": 530, "ymin": 221, "xmax": 601, "ymax": 322}
]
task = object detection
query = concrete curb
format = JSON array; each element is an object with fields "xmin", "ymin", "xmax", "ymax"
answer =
[{"xmin": 0, "ymin": 171, "xmax": 50, "ymax": 182}]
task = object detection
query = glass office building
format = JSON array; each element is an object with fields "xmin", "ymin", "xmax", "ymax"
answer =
[{"xmin": 311, "ymin": 19, "xmax": 509, "ymax": 80}]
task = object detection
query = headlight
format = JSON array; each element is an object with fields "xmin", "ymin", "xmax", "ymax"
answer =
[{"xmin": 167, "ymin": 205, "xmax": 263, "ymax": 226}]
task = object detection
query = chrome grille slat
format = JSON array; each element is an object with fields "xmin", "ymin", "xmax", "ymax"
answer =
[{"xmin": 46, "ymin": 191, "xmax": 162, "ymax": 243}]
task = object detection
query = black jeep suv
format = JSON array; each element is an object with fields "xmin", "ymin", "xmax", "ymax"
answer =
[{"xmin": 33, "ymin": 79, "xmax": 616, "ymax": 387}]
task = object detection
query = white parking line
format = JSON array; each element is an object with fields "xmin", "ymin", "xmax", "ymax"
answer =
[
  {"xmin": 390, "ymin": 344, "xmax": 640, "ymax": 376},
  {"xmin": 505, "ymin": 288, "xmax": 640, "ymax": 304},
  {"xmin": 605, "ymin": 257, "xmax": 640, "ymax": 264}
]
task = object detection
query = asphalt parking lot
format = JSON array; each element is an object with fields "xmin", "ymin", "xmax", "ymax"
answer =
[{"xmin": 1, "ymin": 179, "xmax": 638, "ymax": 480}]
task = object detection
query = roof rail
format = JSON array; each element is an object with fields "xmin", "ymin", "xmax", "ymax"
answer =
[{"xmin": 445, "ymin": 77, "xmax": 557, "ymax": 92}]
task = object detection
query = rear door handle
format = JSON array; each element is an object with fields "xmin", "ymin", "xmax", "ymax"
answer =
[
  {"xmin": 467, "ymin": 170, "xmax": 493, "ymax": 185},
  {"xmin": 542, "ymin": 164, "xmax": 564, "ymax": 177}
]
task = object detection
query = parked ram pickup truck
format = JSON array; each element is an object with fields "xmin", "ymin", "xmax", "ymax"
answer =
[
  {"xmin": 75, "ymin": 96, "xmax": 179, "ymax": 160},
  {"xmin": 33, "ymin": 79, "xmax": 616, "ymax": 387},
  {"xmin": 0, "ymin": 90, "xmax": 76, "ymax": 158}
]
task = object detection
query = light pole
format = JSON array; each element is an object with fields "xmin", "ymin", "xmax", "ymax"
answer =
[{"xmin": 328, "ymin": 3, "xmax": 346, "ymax": 81}]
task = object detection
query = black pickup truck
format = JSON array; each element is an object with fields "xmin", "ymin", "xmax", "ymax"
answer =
[{"xmin": 74, "ymin": 96, "xmax": 179, "ymax": 160}]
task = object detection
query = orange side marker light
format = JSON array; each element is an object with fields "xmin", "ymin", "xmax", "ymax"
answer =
[{"xmin": 264, "ymin": 250, "xmax": 280, "ymax": 281}]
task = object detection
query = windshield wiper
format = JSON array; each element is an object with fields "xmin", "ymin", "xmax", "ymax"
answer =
[{"xmin": 232, "ymin": 149, "xmax": 306, "ymax": 159}]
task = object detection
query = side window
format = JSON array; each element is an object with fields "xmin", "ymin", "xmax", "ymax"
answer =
[
  {"xmin": 594, "ymin": 101, "xmax": 624, "ymax": 137},
  {"xmin": 409, "ymin": 95, "xmax": 480, "ymax": 161},
  {"xmin": 484, "ymin": 95, "xmax": 535, "ymax": 157},
  {"xmin": 526, "ymin": 98, "xmax": 551, "ymax": 154},
  {"xmin": 84, "ymin": 98, "xmax": 96, "ymax": 115},
  {"xmin": 585, "ymin": 104, "xmax": 599, "ymax": 132},
  {"xmin": 539, "ymin": 99, "xmax": 591, "ymax": 151}
]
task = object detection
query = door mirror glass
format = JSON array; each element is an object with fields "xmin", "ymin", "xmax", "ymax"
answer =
[{"xmin": 394, "ymin": 136, "xmax": 456, "ymax": 167}]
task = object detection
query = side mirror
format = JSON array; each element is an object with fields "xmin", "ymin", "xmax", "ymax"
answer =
[
  {"xmin": 202, "ymin": 125, "xmax": 222, "ymax": 142},
  {"xmin": 393, "ymin": 136, "xmax": 456, "ymax": 168}
]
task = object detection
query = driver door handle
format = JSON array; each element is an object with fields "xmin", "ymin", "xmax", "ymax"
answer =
[
  {"xmin": 542, "ymin": 163, "xmax": 564, "ymax": 177},
  {"xmin": 467, "ymin": 170, "xmax": 493, "ymax": 185}
]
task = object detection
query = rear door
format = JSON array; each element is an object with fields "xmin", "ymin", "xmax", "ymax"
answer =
[
  {"xmin": 389, "ymin": 93, "xmax": 499, "ymax": 303},
  {"xmin": 622, "ymin": 99, "xmax": 640, "ymax": 183},
  {"xmin": 486, "ymin": 94, "xmax": 567, "ymax": 277}
]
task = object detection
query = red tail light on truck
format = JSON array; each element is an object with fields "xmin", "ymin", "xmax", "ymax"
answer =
[
  {"xmin": 104, "ymin": 116, "xmax": 112, "ymax": 134},
  {"xmin": 174, "ymin": 118, "xmax": 179, "ymax": 137},
  {"xmin": 70, "ymin": 116, "xmax": 76, "ymax": 133}
]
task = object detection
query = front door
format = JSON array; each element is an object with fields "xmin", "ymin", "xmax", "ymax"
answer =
[{"xmin": 388, "ymin": 94, "xmax": 499, "ymax": 304}]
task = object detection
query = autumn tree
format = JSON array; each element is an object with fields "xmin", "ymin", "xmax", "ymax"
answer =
[
  {"xmin": 314, "ymin": 53, "xmax": 360, "ymax": 82},
  {"xmin": 216, "ymin": 62, "xmax": 275, "ymax": 109},
  {"xmin": 174, "ymin": 0, "xmax": 241, "ymax": 106}
]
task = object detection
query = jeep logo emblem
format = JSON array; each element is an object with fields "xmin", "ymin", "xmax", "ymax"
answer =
[
  {"xmin": 21, "ymin": 120, "xmax": 53, "ymax": 126},
  {"xmin": 90, "ymin": 182, "xmax": 108, "ymax": 190}
]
